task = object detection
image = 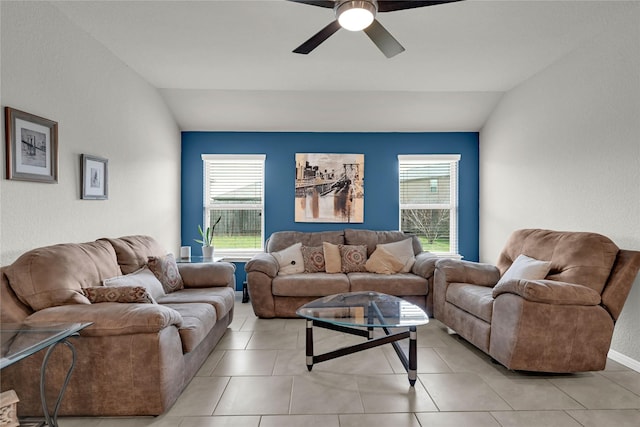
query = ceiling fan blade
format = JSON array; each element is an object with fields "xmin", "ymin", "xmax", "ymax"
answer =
[
  {"xmin": 293, "ymin": 20, "xmax": 342, "ymax": 54},
  {"xmin": 363, "ymin": 19, "xmax": 405, "ymax": 58},
  {"xmin": 377, "ymin": 0, "xmax": 464, "ymax": 13},
  {"xmin": 287, "ymin": 0, "xmax": 335, "ymax": 8}
]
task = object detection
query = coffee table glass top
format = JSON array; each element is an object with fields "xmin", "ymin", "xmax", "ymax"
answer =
[
  {"xmin": 296, "ymin": 291, "xmax": 428, "ymax": 328},
  {"xmin": 0, "ymin": 322, "xmax": 92, "ymax": 369}
]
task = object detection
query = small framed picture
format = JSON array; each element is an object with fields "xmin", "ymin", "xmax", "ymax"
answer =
[
  {"xmin": 81, "ymin": 154, "xmax": 108, "ymax": 200},
  {"xmin": 4, "ymin": 107, "xmax": 58, "ymax": 183}
]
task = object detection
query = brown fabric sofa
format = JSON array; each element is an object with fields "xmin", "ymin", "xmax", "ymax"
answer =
[
  {"xmin": 245, "ymin": 229, "xmax": 438, "ymax": 318},
  {"xmin": 0, "ymin": 235, "xmax": 236, "ymax": 417},
  {"xmin": 434, "ymin": 229, "xmax": 640, "ymax": 373}
]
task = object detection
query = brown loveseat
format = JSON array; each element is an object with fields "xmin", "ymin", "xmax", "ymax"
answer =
[
  {"xmin": 0, "ymin": 235, "xmax": 236, "ymax": 417},
  {"xmin": 245, "ymin": 229, "xmax": 438, "ymax": 318},
  {"xmin": 434, "ymin": 229, "xmax": 640, "ymax": 373}
]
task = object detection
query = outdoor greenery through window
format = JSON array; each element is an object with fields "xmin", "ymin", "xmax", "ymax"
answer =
[
  {"xmin": 202, "ymin": 154, "xmax": 265, "ymax": 256},
  {"xmin": 398, "ymin": 154, "xmax": 460, "ymax": 254}
]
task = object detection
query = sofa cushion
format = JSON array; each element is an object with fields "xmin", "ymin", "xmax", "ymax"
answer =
[
  {"xmin": 162, "ymin": 303, "xmax": 217, "ymax": 353},
  {"xmin": 272, "ymin": 243, "xmax": 305, "ymax": 275},
  {"xmin": 101, "ymin": 235, "xmax": 167, "ymax": 274},
  {"xmin": 496, "ymin": 254, "xmax": 551, "ymax": 287},
  {"xmin": 272, "ymin": 273, "xmax": 350, "ymax": 297},
  {"xmin": 267, "ymin": 230, "xmax": 345, "ymax": 253},
  {"xmin": 344, "ymin": 229, "xmax": 422, "ymax": 257},
  {"xmin": 301, "ymin": 246, "xmax": 325, "ymax": 273},
  {"xmin": 496, "ymin": 229, "xmax": 619, "ymax": 294},
  {"xmin": 323, "ymin": 242, "xmax": 342, "ymax": 274},
  {"xmin": 157, "ymin": 287, "xmax": 234, "ymax": 320},
  {"xmin": 348, "ymin": 272, "xmax": 428, "ymax": 296},
  {"xmin": 445, "ymin": 283, "xmax": 494, "ymax": 323},
  {"xmin": 339, "ymin": 245, "xmax": 368, "ymax": 273},
  {"xmin": 365, "ymin": 246, "xmax": 404, "ymax": 274},
  {"xmin": 377, "ymin": 238, "xmax": 416, "ymax": 273},
  {"xmin": 5, "ymin": 240, "xmax": 121, "ymax": 311},
  {"xmin": 103, "ymin": 266, "xmax": 166, "ymax": 301},
  {"xmin": 83, "ymin": 286, "xmax": 155, "ymax": 304},
  {"xmin": 147, "ymin": 254, "xmax": 184, "ymax": 293}
]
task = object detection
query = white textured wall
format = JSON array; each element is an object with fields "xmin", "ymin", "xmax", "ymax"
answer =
[
  {"xmin": 0, "ymin": 1, "xmax": 181, "ymax": 265},
  {"xmin": 480, "ymin": 5, "xmax": 640, "ymax": 361}
]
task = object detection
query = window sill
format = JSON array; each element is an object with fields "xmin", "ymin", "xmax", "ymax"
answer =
[{"xmin": 215, "ymin": 250, "xmax": 263, "ymax": 262}]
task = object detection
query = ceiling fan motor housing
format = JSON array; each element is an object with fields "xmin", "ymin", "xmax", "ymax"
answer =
[{"xmin": 335, "ymin": 1, "xmax": 378, "ymax": 31}]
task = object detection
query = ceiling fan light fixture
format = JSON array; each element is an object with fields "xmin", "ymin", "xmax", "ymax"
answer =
[{"xmin": 336, "ymin": 1, "xmax": 377, "ymax": 31}]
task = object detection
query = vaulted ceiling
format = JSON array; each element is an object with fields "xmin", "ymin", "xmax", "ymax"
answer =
[{"xmin": 53, "ymin": 1, "xmax": 630, "ymax": 131}]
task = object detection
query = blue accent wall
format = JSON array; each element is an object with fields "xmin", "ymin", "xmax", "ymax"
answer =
[{"xmin": 182, "ymin": 132, "xmax": 479, "ymax": 287}]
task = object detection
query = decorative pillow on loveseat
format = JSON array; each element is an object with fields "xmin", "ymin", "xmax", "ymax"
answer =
[
  {"xmin": 103, "ymin": 266, "xmax": 166, "ymax": 302},
  {"xmin": 272, "ymin": 243, "xmax": 305, "ymax": 275},
  {"xmin": 365, "ymin": 246, "xmax": 404, "ymax": 274},
  {"xmin": 83, "ymin": 286, "xmax": 154, "ymax": 304},
  {"xmin": 301, "ymin": 245, "xmax": 325, "ymax": 273},
  {"xmin": 377, "ymin": 238, "xmax": 416, "ymax": 273},
  {"xmin": 147, "ymin": 253, "xmax": 184, "ymax": 293},
  {"xmin": 496, "ymin": 254, "xmax": 551, "ymax": 286},
  {"xmin": 339, "ymin": 244, "xmax": 368, "ymax": 273}
]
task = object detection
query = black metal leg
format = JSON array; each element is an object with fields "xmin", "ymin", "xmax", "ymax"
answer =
[
  {"xmin": 40, "ymin": 337, "xmax": 77, "ymax": 427},
  {"xmin": 306, "ymin": 319, "xmax": 314, "ymax": 371},
  {"xmin": 408, "ymin": 326, "xmax": 417, "ymax": 386}
]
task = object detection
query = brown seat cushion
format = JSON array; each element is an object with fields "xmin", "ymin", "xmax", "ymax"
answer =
[
  {"xmin": 446, "ymin": 283, "xmax": 494, "ymax": 323},
  {"xmin": 348, "ymin": 272, "xmax": 428, "ymax": 296},
  {"xmin": 272, "ymin": 273, "xmax": 350, "ymax": 297},
  {"xmin": 163, "ymin": 303, "xmax": 217, "ymax": 353},
  {"xmin": 157, "ymin": 287, "xmax": 234, "ymax": 320}
]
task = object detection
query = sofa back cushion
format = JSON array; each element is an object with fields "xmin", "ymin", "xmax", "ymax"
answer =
[
  {"xmin": 496, "ymin": 229, "xmax": 619, "ymax": 294},
  {"xmin": 101, "ymin": 235, "xmax": 167, "ymax": 274},
  {"xmin": 267, "ymin": 231, "xmax": 345, "ymax": 253},
  {"xmin": 5, "ymin": 240, "xmax": 122, "ymax": 311},
  {"xmin": 344, "ymin": 229, "xmax": 423, "ymax": 257}
]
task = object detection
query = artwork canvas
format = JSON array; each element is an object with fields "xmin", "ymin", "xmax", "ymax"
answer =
[{"xmin": 295, "ymin": 153, "xmax": 364, "ymax": 223}]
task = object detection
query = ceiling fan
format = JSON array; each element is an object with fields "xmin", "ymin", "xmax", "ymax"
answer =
[{"xmin": 288, "ymin": 1, "xmax": 463, "ymax": 58}]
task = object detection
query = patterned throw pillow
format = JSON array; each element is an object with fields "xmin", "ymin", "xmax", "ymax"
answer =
[
  {"xmin": 83, "ymin": 286, "xmax": 154, "ymax": 304},
  {"xmin": 339, "ymin": 244, "xmax": 368, "ymax": 273},
  {"xmin": 301, "ymin": 246, "xmax": 325, "ymax": 273},
  {"xmin": 103, "ymin": 266, "xmax": 166, "ymax": 301},
  {"xmin": 147, "ymin": 253, "xmax": 184, "ymax": 293}
]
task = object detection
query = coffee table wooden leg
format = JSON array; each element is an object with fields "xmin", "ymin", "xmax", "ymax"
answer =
[
  {"xmin": 306, "ymin": 319, "xmax": 314, "ymax": 371},
  {"xmin": 408, "ymin": 326, "xmax": 417, "ymax": 386}
]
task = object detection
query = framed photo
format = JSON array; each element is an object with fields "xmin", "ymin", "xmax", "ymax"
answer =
[
  {"xmin": 4, "ymin": 107, "xmax": 58, "ymax": 183},
  {"xmin": 81, "ymin": 154, "xmax": 108, "ymax": 200}
]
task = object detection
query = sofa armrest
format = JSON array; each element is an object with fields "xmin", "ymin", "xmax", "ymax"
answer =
[
  {"xmin": 245, "ymin": 252, "xmax": 279, "ymax": 278},
  {"xmin": 492, "ymin": 279, "xmax": 601, "ymax": 306},
  {"xmin": 23, "ymin": 303, "xmax": 183, "ymax": 337},
  {"xmin": 412, "ymin": 252, "xmax": 438, "ymax": 279},
  {"xmin": 435, "ymin": 259, "xmax": 500, "ymax": 286},
  {"xmin": 178, "ymin": 262, "xmax": 236, "ymax": 288}
]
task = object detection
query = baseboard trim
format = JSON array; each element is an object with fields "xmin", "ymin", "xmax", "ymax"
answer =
[{"xmin": 608, "ymin": 349, "xmax": 640, "ymax": 373}]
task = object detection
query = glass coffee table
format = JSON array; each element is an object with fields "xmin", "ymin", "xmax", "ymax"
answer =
[
  {"xmin": 296, "ymin": 291, "xmax": 428, "ymax": 386},
  {"xmin": 1, "ymin": 322, "xmax": 92, "ymax": 427}
]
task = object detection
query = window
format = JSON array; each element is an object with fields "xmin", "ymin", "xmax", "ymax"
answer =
[
  {"xmin": 398, "ymin": 154, "xmax": 460, "ymax": 255},
  {"xmin": 202, "ymin": 154, "xmax": 265, "ymax": 257}
]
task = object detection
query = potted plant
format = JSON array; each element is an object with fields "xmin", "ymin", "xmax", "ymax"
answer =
[{"xmin": 195, "ymin": 216, "xmax": 221, "ymax": 259}]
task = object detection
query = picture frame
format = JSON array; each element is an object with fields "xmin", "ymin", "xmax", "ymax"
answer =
[
  {"xmin": 4, "ymin": 106, "xmax": 58, "ymax": 183},
  {"xmin": 81, "ymin": 154, "xmax": 108, "ymax": 200}
]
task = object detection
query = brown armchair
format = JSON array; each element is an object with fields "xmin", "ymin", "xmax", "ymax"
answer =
[{"xmin": 433, "ymin": 229, "xmax": 640, "ymax": 373}]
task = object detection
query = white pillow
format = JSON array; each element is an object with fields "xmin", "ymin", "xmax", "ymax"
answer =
[
  {"xmin": 377, "ymin": 238, "xmax": 416, "ymax": 273},
  {"xmin": 272, "ymin": 243, "xmax": 305, "ymax": 275},
  {"xmin": 103, "ymin": 266, "xmax": 166, "ymax": 302},
  {"xmin": 365, "ymin": 246, "xmax": 404, "ymax": 274},
  {"xmin": 497, "ymin": 254, "xmax": 552, "ymax": 286}
]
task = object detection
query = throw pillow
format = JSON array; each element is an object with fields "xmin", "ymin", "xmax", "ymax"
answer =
[
  {"xmin": 301, "ymin": 245, "xmax": 325, "ymax": 273},
  {"xmin": 365, "ymin": 246, "xmax": 405, "ymax": 274},
  {"xmin": 103, "ymin": 266, "xmax": 166, "ymax": 302},
  {"xmin": 339, "ymin": 244, "xmax": 368, "ymax": 273},
  {"xmin": 323, "ymin": 242, "xmax": 342, "ymax": 273},
  {"xmin": 272, "ymin": 243, "xmax": 305, "ymax": 275},
  {"xmin": 378, "ymin": 238, "xmax": 416, "ymax": 273},
  {"xmin": 83, "ymin": 286, "xmax": 154, "ymax": 304},
  {"xmin": 147, "ymin": 253, "xmax": 184, "ymax": 293},
  {"xmin": 497, "ymin": 254, "xmax": 552, "ymax": 286}
]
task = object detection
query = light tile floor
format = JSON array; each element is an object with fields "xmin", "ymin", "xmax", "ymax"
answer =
[{"xmin": 58, "ymin": 294, "xmax": 640, "ymax": 427}]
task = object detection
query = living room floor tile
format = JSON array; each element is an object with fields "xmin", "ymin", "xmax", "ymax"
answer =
[
  {"xmin": 246, "ymin": 329, "xmax": 299, "ymax": 350},
  {"xmin": 213, "ymin": 376, "xmax": 293, "ymax": 415},
  {"xmin": 414, "ymin": 411, "xmax": 501, "ymax": 427},
  {"xmin": 216, "ymin": 331, "xmax": 253, "ymax": 350},
  {"xmin": 419, "ymin": 373, "xmax": 511, "ymax": 411},
  {"xmin": 566, "ymin": 409, "xmax": 640, "ymax": 426},
  {"xmin": 167, "ymin": 376, "xmax": 230, "ymax": 416},
  {"xmin": 383, "ymin": 346, "xmax": 453, "ymax": 374},
  {"xmin": 211, "ymin": 350, "xmax": 278, "ymax": 376},
  {"xmin": 289, "ymin": 372, "xmax": 364, "ymax": 414},
  {"xmin": 356, "ymin": 374, "xmax": 438, "ymax": 413},
  {"xmin": 549, "ymin": 374, "xmax": 640, "ymax": 409},
  {"xmin": 490, "ymin": 410, "xmax": 582, "ymax": 427},
  {"xmin": 433, "ymin": 342, "xmax": 508, "ymax": 376},
  {"xmin": 481, "ymin": 376, "xmax": 584, "ymax": 410},
  {"xmin": 600, "ymin": 370, "xmax": 640, "ymax": 395},
  {"xmin": 338, "ymin": 413, "xmax": 421, "ymax": 427},
  {"xmin": 196, "ymin": 350, "xmax": 225, "ymax": 376},
  {"xmin": 259, "ymin": 414, "xmax": 340, "ymax": 427},
  {"xmin": 178, "ymin": 415, "xmax": 260, "ymax": 427},
  {"xmin": 240, "ymin": 318, "xmax": 288, "ymax": 332},
  {"xmin": 273, "ymin": 348, "xmax": 311, "ymax": 376}
]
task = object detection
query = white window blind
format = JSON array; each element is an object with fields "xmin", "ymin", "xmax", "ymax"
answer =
[
  {"xmin": 202, "ymin": 154, "xmax": 265, "ymax": 256},
  {"xmin": 398, "ymin": 154, "xmax": 460, "ymax": 255}
]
